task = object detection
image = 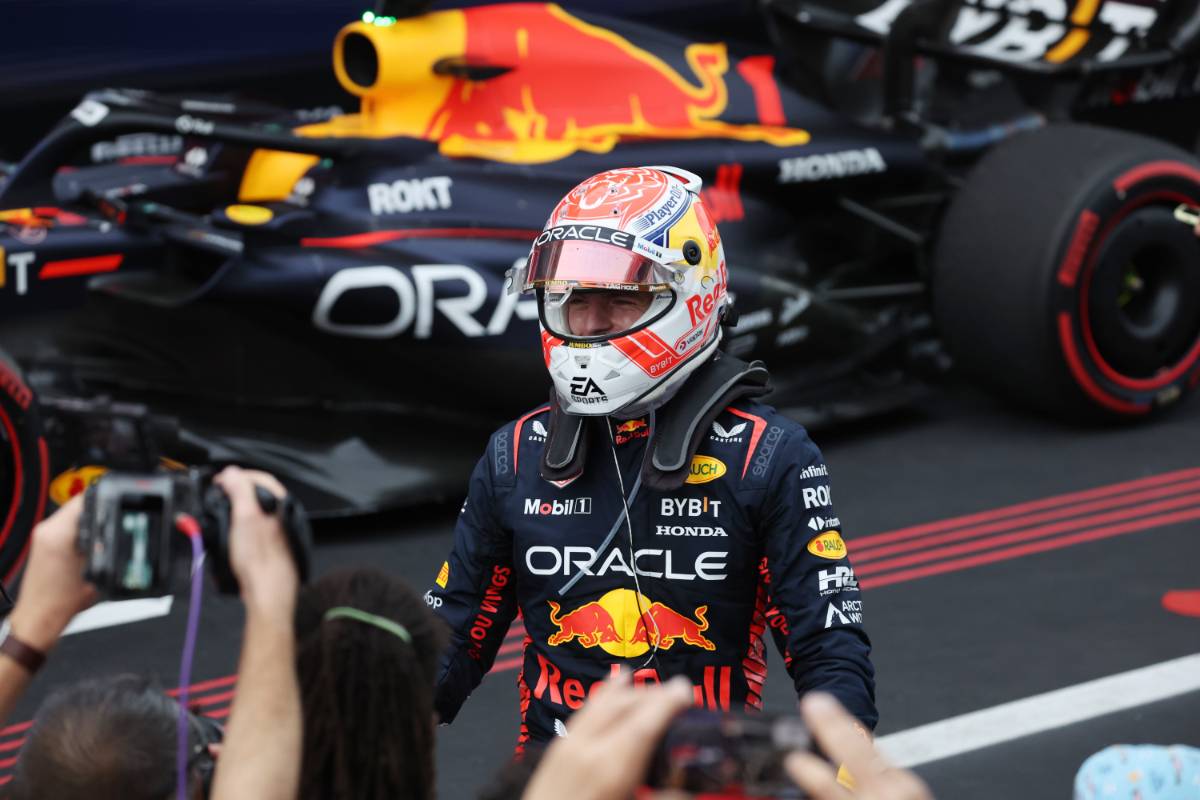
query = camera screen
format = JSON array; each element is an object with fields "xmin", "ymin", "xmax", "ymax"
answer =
[{"xmin": 115, "ymin": 498, "xmax": 163, "ymax": 593}]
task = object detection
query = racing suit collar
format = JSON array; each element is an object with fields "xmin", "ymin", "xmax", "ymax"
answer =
[{"xmin": 538, "ymin": 353, "xmax": 771, "ymax": 490}]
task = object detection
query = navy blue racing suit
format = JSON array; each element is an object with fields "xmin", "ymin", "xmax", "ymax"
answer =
[{"xmin": 428, "ymin": 399, "xmax": 875, "ymax": 745}]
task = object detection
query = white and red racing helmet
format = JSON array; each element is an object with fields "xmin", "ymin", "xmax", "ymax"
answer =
[{"xmin": 509, "ymin": 166, "xmax": 729, "ymax": 416}]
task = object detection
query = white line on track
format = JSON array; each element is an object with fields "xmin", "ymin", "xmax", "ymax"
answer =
[
  {"xmin": 61, "ymin": 596, "xmax": 173, "ymax": 636},
  {"xmin": 876, "ymin": 652, "xmax": 1200, "ymax": 767}
]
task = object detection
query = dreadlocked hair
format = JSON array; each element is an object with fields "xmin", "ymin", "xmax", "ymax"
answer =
[{"xmin": 294, "ymin": 567, "xmax": 447, "ymax": 800}]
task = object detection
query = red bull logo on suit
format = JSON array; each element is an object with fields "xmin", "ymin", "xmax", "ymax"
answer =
[{"xmin": 546, "ymin": 588, "xmax": 715, "ymax": 658}]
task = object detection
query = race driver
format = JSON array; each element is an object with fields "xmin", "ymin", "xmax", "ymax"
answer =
[{"xmin": 427, "ymin": 166, "xmax": 875, "ymax": 747}]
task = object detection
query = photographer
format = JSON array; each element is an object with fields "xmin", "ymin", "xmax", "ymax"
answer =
[
  {"xmin": 0, "ymin": 466, "xmax": 305, "ymax": 800},
  {"xmin": 0, "ymin": 494, "xmax": 96, "ymax": 726},
  {"xmin": 207, "ymin": 466, "xmax": 302, "ymax": 800},
  {"xmin": 521, "ymin": 678, "xmax": 933, "ymax": 800}
]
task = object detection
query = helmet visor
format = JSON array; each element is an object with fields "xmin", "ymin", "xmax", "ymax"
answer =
[{"xmin": 526, "ymin": 238, "xmax": 669, "ymax": 292}]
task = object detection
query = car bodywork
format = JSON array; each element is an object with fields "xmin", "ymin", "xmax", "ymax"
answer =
[{"xmin": 1, "ymin": 0, "xmax": 1198, "ymax": 516}]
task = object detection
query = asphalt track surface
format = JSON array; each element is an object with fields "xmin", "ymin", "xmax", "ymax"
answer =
[{"xmin": 1, "ymin": 379, "xmax": 1198, "ymax": 799}]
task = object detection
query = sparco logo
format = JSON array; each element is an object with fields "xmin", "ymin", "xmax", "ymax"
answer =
[
  {"xmin": 778, "ymin": 148, "xmax": 887, "ymax": 183},
  {"xmin": 524, "ymin": 498, "xmax": 593, "ymax": 516},
  {"xmin": 655, "ymin": 525, "xmax": 728, "ymax": 537},
  {"xmin": 367, "ymin": 176, "xmax": 453, "ymax": 215},
  {"xmin": 534, "ymin": 225, "xmax": 634, "ymax": 250},
  {"xmin": 494, "ymin": 431, "xmax": 510, "ymax": 476},
  {"xmin": 750, "ymin": 425, "xmax": 784, "ymax": 478}
]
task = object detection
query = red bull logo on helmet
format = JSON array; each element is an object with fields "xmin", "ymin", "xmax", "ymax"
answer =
[{"xmin": 546, "ymin": 588, "xmax": 715, "ymax": 657}]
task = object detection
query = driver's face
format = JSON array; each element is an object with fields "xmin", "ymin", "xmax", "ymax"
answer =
[{"xmin": 566, "ymin": 290, "xmax": 654, "ymax": 337}]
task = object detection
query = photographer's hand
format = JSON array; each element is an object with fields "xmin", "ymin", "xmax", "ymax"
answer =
[
  {"xmin": 214, "ymin": 466, "xmax": 297, "ymax": 614},
  {"xmin": 521, "ymin": 672, "xmax": 694, "ymax": 800},
  {"xmin": 786, "ymin": 693, "xmax": 934, "ymax": 800},
  {"xmin": 8, "ymin": 495, "xmax": 98, "ymax": 650},
  {"xmin": 209, "ymin": 466, "xmax": 301, "ymax": 800},
  {"xmin": 0, "ymin": 496, "xmax": 98, "ymax": 724}
]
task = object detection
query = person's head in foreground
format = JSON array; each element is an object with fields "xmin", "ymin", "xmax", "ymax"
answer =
[
  {"xmin": 511, "ymin": 165, "xmax": 728, "ymax": 417},
  {"xmin": 294, "ymin": 567, "xmax": 447, "ymax": 800},
  {"xmin": 1074, "ymin": 744, "xmax": 1200, "ymax": 799},
  {"xmin": 8, "ymin": 674, "xmax": 216, "ymax": 800}
]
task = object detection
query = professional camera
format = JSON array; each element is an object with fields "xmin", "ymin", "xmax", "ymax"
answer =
[
  {"xmin": 647, "ymin": 709, "xmax": 819, "ymax": 798},
  {"xmin": 76, "ymin": 470, "xmax": 312, "ymax": 598}
]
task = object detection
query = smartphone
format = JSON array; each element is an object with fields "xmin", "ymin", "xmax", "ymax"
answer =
[{"xmin": 644, "ymin": 709, "xmax": 820, "ymax": 798}]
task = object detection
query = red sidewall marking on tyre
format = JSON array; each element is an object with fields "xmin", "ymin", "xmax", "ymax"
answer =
[
  {"xmin": 3, "ymin": 438, "xmax": 49, "ymax": 584},
  {"xmin": 1076, "ymin": 187, "xmax": 1200, "ymax": 394},
  {"xmin": 1112, "ymin": 161, "xmax": 1200, "ymax": 194},
  {"xmin": 0, "ymin": 407, "xmax": 24, "ymax": 555},
  {"xmin": 1161, "ymin": 590, "xmax": 1200, "ymax": 618},
  {"xmin": 1056, "ymin": 210, "xmax": 1099, "ymax": 288},
  {"xmin": 1057, "ymin": 313, "xmax": 1150, "ymax": 414}
]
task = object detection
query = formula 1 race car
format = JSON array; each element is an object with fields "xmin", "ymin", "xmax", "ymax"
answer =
[{"xmin": 3, "ymin": 0, "xmax": 1200, "ymax": 578}]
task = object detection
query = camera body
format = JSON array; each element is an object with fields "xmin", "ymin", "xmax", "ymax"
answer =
[
  {"xmin": 647, "ymin": 709, "xmax": 818, "ymax": 798},
  {"xmin": 77, "ymin": 470, "xmax": 312, "ymax": 598}
]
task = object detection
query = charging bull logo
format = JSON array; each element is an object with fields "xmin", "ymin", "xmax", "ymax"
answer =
[
  {"xmin": 629, "ymin": 602, "xmax": 716, "ymax": 651},
  {"xmin": 547, "ymin": 601, "xmax": 622, "ymax": 647},
  {"xmin": 331, "ymin": 4, "xmax": 810, "ymax": 164},
  {"xmin": 547, "ymin": 588, "xmax": 715, "ymax": 657}
]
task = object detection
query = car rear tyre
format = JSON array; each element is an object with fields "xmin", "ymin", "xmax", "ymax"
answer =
[
  {"xmin": 932, "ymin": 123, "xmax": 1200, "ymax": 418},
  {"xmin": 0, "ymin": 350, "xmax": 48, "ymax": 583}
]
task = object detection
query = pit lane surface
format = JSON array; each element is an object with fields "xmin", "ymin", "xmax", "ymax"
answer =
[{"xmin": 3, "ymin": 380, "xmax": 1198, "ymax": 799}]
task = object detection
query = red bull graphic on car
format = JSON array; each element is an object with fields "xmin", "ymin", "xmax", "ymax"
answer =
[
  {"xmin": 547, "ymin": 588, "xmax": 715, "ymax": 657},
  {"xmin": 325, "ymin": 3, "xmax": 811, "ymax": 164}
]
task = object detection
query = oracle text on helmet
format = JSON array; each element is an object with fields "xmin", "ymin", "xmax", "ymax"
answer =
[
  {"xmin": 312, "ymin": 263, "xmax": 538, "ymax": 339},
  {"xmin": 534, "ymin": 224, "xmax": 635, "ymax": 250}
]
